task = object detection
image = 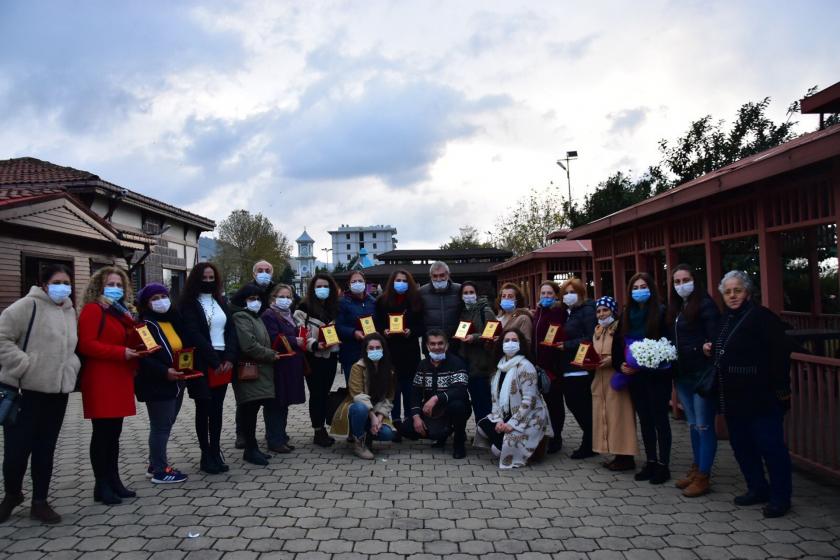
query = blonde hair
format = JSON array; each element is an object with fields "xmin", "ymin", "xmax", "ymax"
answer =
[
  {"xmin": 83, "ymin": 266, "xmax": 135, "ymax": 311},
  {"xmin": 270, "ymin": 283, "xmax": 295, "ymax": 297},
  {"xmin": 561, "ymin": 277, "xmax": 586, "ymax": 301}
]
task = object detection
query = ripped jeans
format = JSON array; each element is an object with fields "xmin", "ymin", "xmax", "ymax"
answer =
[{"xmin": 676, "ymin": 380, "xmax": 718, "ymax": 475}]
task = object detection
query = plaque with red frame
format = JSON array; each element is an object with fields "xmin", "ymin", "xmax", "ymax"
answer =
[
  {"xmin": 358, "ymin": 315, "xmax": 376, "ymax": 336},
  {"xmin": 480, "ymin": 320, "xmax": 501, "ymax": 340},
  {"xmin": 319, "ymin": 324, "xmax": 341, "ymax": 347},
  {"xmin": 128, "ymin": 324, "xmax": 161, "ymax": 353},
  {"xmin": 569, "ymin": 342, "xmax": 601, "ymax": 370},
  {"xmin": 272, "ymin": 334, "xmax": 296, "ymax": 358},
  {"xmin": 539, "ymin": 324, "xmax": 565, "ymax": 347},
  {"xmin": 453, "ymin": 320, "xmax": 473, "ymax": 341},
  {"xmin": 173, "ymin": 347, "xmax": 203, "ymax": 379},
  {"xmin": 298, "ymin": 325, "xmax": 309, "ymax": 340}
]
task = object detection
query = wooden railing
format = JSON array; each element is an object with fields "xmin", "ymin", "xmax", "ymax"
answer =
[{"xmin": 786, "ymin": 353, "xmax": 840, "ymax": 480}]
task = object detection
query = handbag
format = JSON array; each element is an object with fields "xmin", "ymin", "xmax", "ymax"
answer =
[
  {"xmin": 207, "ymin": 366, "xmax": 232, "ymax": 388},
  {"xmin": 0, "ymin": 301, "xmax": 37, "ymax": 425},
  {"xmin": 324, "ymin": 387, "xmax": 347, "ymax": 425},
  {"xmin": 690, "ymin": 308, "xmax": 754, "ymax": 398},
  {"xmin": 535, "ymin": 365, "xmax": 552, "ymax": 395},
  {"xmin": 237, "ymin": 362, "xmax": 259, "ymax": 382}
]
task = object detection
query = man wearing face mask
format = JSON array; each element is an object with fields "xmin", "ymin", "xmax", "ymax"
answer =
[
  {"xmin": 402, "ymin": 329, "xmax": 470, "ymax": 459},
  {"xmin": 245, "ymin": 260, "xmax": 275, "ymax": 312},
  {"xmin": 418, "ymin": 262, "xmax": 462, "ymax": 341}
]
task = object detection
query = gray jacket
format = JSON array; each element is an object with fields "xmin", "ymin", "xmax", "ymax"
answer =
[{"xmin": 418, "ymin": 281, "xmax": 462, "ymax": 337}]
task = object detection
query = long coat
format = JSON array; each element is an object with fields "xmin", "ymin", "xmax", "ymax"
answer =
[
  {"xmin": 231, "ymin": 308, "xmax": 276, "ymax": 405},
  {"xmin": 456, "ymin": 299, "xmax": 497, "ymax": 378},
  {"xmin": 179, "ymin": 296, "xmax": 239, "ymax": 400},
  {"xmin": 531, "ymin": 304, "xmax": 566, "ymax": 379},
  {"xmin": 330, "ymin": 360, "xmax": 395, "ymax": 437},
  {"xmin": 261, "ymin": 307, "xmax": 306, "ymax": 407},
  {"xmin": 336, "ymin": 293, "xmax": 377, "ymax": 371},
  {"xmin": 374, "ymin": 295, "xmax": 424, "ymax": 381},
  {"xmin": 591, "ymin": 321, "xmax": 638, "ymax": 456},
  {"xmin": 77, "ymin": 301, "xmax": 138, "ymax": 419},
  {"xmin": 475, "ymin": 355, "xmax": 554, "ymax": 469}
]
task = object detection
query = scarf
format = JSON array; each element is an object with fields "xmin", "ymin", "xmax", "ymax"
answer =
[
  {"xmin": 493, "ymin": 354, "xmax": 525, "ymax": 416},
  {"xmin": 627, "ymin": 304, "xmax": 647, "ymax": 338},
  {"xmin": 269, "ymin": 304, "xmax": 294, "ymax": 326}
]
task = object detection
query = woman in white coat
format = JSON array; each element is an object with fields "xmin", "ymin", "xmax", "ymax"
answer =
[{"xmin": 475, "ymin": 327, "xmax": 553, "ymax": 468}]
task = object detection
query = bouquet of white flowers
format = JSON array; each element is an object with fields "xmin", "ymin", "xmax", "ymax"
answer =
[{"xmin": 627, "ymin": 337, "xmax": 677, "ymax": 370}]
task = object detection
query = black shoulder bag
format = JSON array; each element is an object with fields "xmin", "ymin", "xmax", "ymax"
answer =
[
  {"xmin": 693, "ymin": 308, "xmax": 753, "ymax": 398},
  {"xmin": 0, "ymin": 302, "xmax": 37, "ymax": 426}
]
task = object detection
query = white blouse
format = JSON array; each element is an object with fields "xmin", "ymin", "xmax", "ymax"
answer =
[{"xmin": 198, "ymin": 294, "xmax": 226, "ymax": 351}]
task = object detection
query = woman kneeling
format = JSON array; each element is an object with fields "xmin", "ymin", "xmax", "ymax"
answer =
[
  {"xmin": 475, "ymin": 328, "xmax": 553, "ymax": 468},
  {"xmin": 331, "ymin": 333, "xmax": 396, "ymax": 459}
]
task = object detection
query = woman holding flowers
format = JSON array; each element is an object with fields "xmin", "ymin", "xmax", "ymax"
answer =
[{"xmin": 612, "ymin": 272, "xmax": 672, "ymax": 484}]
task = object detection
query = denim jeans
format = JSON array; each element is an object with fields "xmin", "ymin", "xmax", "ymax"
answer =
[
  {"xmin": 264, "ymin": 400, "xmax": 289, "ymax": 446},
  {"xmin": 676, "ymin": 380, "xmax": 717, "ymax": 474},
  {"xmin": 391, "ymin": 375, "xmax": 415, "ymax": 422},
  {"xmin": 146, "ymin": 393, "xmax": 184, "ymax": 473},
  {"xmin": 726, "ymin": 409, "xmax": 792, "ymax": 508},
  {"xmin": 348, "ymin": 402, "xmax": 395, "ymax": 441},
  {"xmin": 468, "ymin": 376, "xmax": 491, "ymax": 422}
]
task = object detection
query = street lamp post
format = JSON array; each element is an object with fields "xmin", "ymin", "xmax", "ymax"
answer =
[
  {"xmin": 322, "ymin": 248, "xmax": 332, "ymax": 270},
  {"xmin": 556, "ymin": 150, "xmax": 579, "ymax": 203}
]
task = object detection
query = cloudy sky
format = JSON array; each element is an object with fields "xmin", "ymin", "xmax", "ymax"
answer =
[{"xmin": 1, "ymin": 1, "xmax": 838, "ymax": 258}]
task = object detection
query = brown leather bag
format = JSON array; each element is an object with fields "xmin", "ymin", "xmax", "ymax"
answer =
[{"xmin": 237, "ymin": 362, "xmax": 259, "ymax": 381}]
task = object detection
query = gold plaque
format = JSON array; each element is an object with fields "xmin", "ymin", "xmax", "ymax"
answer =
[
  {"xmin": 388, "ymin": 313, "xmax": 405, "ymax": 333},
  {"xmin": 480, "ymin": 320, "xmax": 500, "ymax": 340},
  {"xmin": 540, "ymin": 323, "xmax": 563, "ymax": 347},
  {"xmin": 453, "ymin": 320, "xmax": 473, "ymax": 341},
  {"xmin": 175, "ymin": 348, "xmax": 195, "ymax": 371},
  {"xmin": 359, "ymin": 315, "xmax": 376, "ymax": 336},
  {"xmin": 132, "ymin": 324, "xmax": 161, "ymax": 352},
  {"xmin": 321, "ymin": 324, "xmax": 340, "ymax": 347}
]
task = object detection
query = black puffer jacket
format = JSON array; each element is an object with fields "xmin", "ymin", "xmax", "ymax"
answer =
[
  {"xmin": 671, "ymin": 293, "xmax": 719, "ymax": 383},
  {"xmin": 418, "ymin": 281, "xmax": 462, "ymax": 338},
  {"xmin": 561, "ymin": 300, "xmax": 597, "ymax": 373}
]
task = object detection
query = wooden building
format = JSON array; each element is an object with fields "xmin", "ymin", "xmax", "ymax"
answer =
[
  {"xmin": 0, "ymin": 157, "xmax": 215, "ymax": 311},
  {"xmin": 562, "ymin": 84, "xmax": 840, "ymax": 479},
  {"xmin": 489, "ymin": 234, "xmax": 593, "ymax": 305}
]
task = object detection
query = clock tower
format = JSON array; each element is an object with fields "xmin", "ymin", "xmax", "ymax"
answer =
[{"xmin": 295, "ymin": 229, "xmax": 316, "ymax": 293}]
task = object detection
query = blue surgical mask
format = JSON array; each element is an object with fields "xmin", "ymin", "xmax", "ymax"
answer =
[
  {"xmin": 350, "ymin": 281, "xmax": 366, "ymax": 294},
  {"xmin": 539, "ymin": 297, "xmax": 555, "ymax": 308},
  {"xmin": 675, "ymin": 281, "xmax": 694, "ymax": 299},
  {"xmin": 275, "ymin": 297, "xmax": 292, "ymax": 310},
  {"xmin": 631, "ymin": 288, "xmax": 651, "ymax": 303},
  {"xmin": 462, "ymin": 294, "xmax": 477, "ymax": 305},
  {"xmin": 432, "ymin": 280, "xmax": 448, "ymax": 291},
  {"xmin": 314, "ymin": 287, "xmax": 330, "ymax": 300},
  {"xmin": 393, "ymin": 280, "xmax": 408, "ymax": 294},
  {"xmin": 150, "ymin": 297, "xmax": 171, "ymax": 314},
  {"xmin": 429, "ymin": 351, "xmax": 446, "ymax": 362},
  {"xmin": 255, "ymin": 272, "xmax": 272, "ymax": 287},
  {"xmin": 500, "ymin": 299, "xmax": 515, "ymax": 312},
  {"xmin": 103, "ymin": 286, "xmax": 124, "ymax": 302},
  {"xmin": 367, "ymin": 349, "xmax": 384, "ymax": 362},
  {"xmin": 47, "ymin": 284, "xmax": 72, "ymax": 304}
]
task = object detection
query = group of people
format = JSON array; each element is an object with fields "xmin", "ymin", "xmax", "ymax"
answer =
[{"xmin": 0, "ymin": 258, "xmax": 794, "ymax": 525}]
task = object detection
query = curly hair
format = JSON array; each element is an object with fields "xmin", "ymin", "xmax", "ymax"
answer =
[{"xmin": 83, "ymin": 266, "xmax": 135, "ymax": 311}]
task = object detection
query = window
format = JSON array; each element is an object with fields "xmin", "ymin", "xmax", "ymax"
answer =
[
  {"xmin": 360, "ymin": 243, "xmax": 365, "ymax": 249},
  {"xmin": 142, "ymin": 215, "xmax": 163, "ymax": 236},
  {"xmin": 373, "ymin": 232, "xmax": 377, "ymax": 239},
  {"xmin": 359, "ymin": 232, "xmax": 365, "ymax": 241},
  {"xmin": 347, "ymin": 244, "xmax": 351, "ymax": 250},
  {"xmin": 373, "ymin": 243, "xmax": 377, "ymax": 249},
  {"xmin": 23, "ymin": 255, "xmax": 74, "ymax": 297},
  {"xmin": 162, "ymin": 268, "xmax": 186, "ymax": 300},
  {"xmin": 346, "ymin": 233, "xmax": 350, "ymax": 240},
  {"xmin": 346, "ymin": 254, "xmax": 351, "ymax": 261}
]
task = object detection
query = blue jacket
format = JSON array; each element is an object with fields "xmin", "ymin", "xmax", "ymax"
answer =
[{"xmin": 336, "ymin": 293, "xmax": 377, "ymax": 367}]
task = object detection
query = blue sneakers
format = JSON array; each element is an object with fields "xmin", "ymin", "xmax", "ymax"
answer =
[{"xmin": 151, "ymin": 467, "xmax": 187, "ymax": 484}]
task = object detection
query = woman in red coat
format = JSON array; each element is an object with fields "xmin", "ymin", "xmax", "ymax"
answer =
[{"xmin": 77, "ymin": 266, "xmax": 143, "ymax": 505}]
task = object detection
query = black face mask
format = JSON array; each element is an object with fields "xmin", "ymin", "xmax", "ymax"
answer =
[{"xmin": 200, "ymin": 281, "xmax": 216, "ymax": 294}]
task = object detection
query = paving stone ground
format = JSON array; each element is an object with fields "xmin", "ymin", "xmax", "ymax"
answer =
[{"xmin": 1, "ymin": 378, "xmax": 839, "ymax": 560}]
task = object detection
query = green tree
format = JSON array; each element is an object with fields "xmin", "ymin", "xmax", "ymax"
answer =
[
  {"xmin": 214, "ymin": 209, "xmax": 291, "ymax": 292},
  {"xmin": 492, "ymin": 187, "xmax": 566, "ymax": 256},
  {"xmin": 440, "ymin": 226, "xmax": 494, "ymax": 250},
  {"xmin": 565, "ymin": 169, "xmax": 664, "ymax": 228}
]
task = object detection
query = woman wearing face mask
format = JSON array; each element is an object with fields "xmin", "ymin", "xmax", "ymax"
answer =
[
  {"xmin": 330, "ymin": 333, "xmax": 396, "ymax": 459},
  {"xmin": 179, "ymin": 263, "xmax": 238, "ymax": 474},
  {"xmin": 612, "ymin": 272, "xmax": 671, "ymax": 484},
  {"xmin": 134, "ymin": 283, "xmax": 190, "ymax": 485},
  {"xmin": 590, "ymin": 296, "xmax": 638, "ymax": 471},
  {"xmin": 260, "ymin": 284, "xmax": 306, "ymax": 453},
  {"xmin": 474, "ymin": 328, "xmax": 553, "ymax": 468},
  {"xmin": 556, "ymin": 278, "xmax": 597, "ymax": 459},
  {"xmin": 496, "ymin": 283, "xmax": 533, "ymax": 345},
  {"xmin": 456, "ymin": 281, "xmax": 498, "ymax": 422},
  {"xmin": 667, "ymin": 265, "xmax": 720, "ymax": 497},
  {"xmin": 0, "ymin": 265, "xmax": 80, "ymax": 524},
  {"xmin": 230, "ymin": 285, "xmax": 281, "ymax": 466},
  {"xmin": 531, "ymin": 281, "xmax": 567, "ymax": 454},
  {"xmin": 374, "ymin": 269, "xmax": 424, "ymax": 439},
  {"xmin": 294, "ymin": 273, "xmax": 341, "ymax": 447},
  {"xmin": 337, "ymin": 271, "xmax": 377, "ymax": 383},
  {"xmin": 77, "ymin": 266, "xmax": 141, "ymax": 505}
]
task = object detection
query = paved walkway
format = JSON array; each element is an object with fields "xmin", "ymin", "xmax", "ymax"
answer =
[{"xmin": 1, "ymin": 386, "xmax": 839, "ymax": 560}]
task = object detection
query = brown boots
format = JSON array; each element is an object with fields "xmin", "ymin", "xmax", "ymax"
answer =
[{"xmin": 676, "ymin": 464, "xmax": 711, "ymax": 497}]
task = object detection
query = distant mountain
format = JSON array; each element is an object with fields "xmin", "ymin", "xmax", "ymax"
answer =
[{"xmin": 199, "ymin": 236, "xmax": 217, "ymax": 261}]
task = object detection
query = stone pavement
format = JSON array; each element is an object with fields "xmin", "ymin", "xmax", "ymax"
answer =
[{"xmin": 1, "ymin": 384, "xmax": 839, "ymax": 560}]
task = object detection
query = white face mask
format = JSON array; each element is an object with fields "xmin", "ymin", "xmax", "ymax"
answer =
[
  {"xmin": 350, "ymin": 280, "xmax": 366, "ymax": 294},
  {"xmin": 150, "ymin": 297, "xmax": 171, "ymax": 314},
  {"xmin": 255, "ymin": 272, "xmax": 272, "ymax": 287},
  {"xmin": 563, "ymin": 293, "xmax": 578, "ymax": 307},
  {"xmin": 462, "ymin": 294, "xmax": 477, "ymax": 305},
  {"xmin": 246, "ymin": 300, "xmax": 262, "ymax": 313},
  {"xmin": 598, "ymin": 316, "xmax": 615, "ymax": 328},
  {"xmin": 429, "ymin": 351, "xmax": 446, "ymax": 362},
  {"xmin": 432, "ymin": 280, "xmax": 448, "ymax": 291},
  {"xmin": 675, "ymin": 281, "xmax": 695, "ymax": 299},
  {"xmin": 502, "ymin": 340, "xmax": 520, "ymax": 356},
  {"xmin": 275, "ymin": 297, "xmax": 292, "ymax": 310}
]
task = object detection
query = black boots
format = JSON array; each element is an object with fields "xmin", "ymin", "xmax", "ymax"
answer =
[
  {"xmin": 243, "ymin": 447, "xmax": 269, "ymax": 466},
  {"xmin": 547, "ymin": 437, "xmax": 563, "ymax": 454},
  {"xmin": 109, "ymin": 472, "xmax": 136, "ymax": 498},
  {"xmin": 452, "ymin": 431, "xmax": 467, "ymax": 459},
  {"xmin": 93, "ymin": 478, "xmax": 121, "ymax": 505},
  {"xmin": 634, "ymin": 461, "xmax": 658, "ymax": 481},
  {"xmin": 649, "ymin": 463, "xmax": 671, "ymax": 485},
  {"xmin": 0, "ymin": 493, "xmax": 24, "ymax": 523},
  {"xmin": 30, "ymin": 500, "xmax": 61, "ymax": 524},
  {"xmin": 200, "ymin": 450, "xmax": 222, "ymax": 474},
  {"xmin": 313, "ymin": 427, "xmax": 335, "ymax": 447},
  {"xmin": 211, "ymin": 447, "xmax": 230, "ymax": 472}
]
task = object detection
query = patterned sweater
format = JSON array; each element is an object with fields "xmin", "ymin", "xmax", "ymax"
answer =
[{"xmin": 410, "ymin": 353, "xmax": 469, "ymax": 416}]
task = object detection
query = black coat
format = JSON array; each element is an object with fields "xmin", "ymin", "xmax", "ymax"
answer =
[
  {"xmin": 418, "ymin": 281, "xmax": 462, "ymax": 337},
  {"xmin": 714, "ymin": 301, "xmax": 792, "ymax": 416},
  {"xmin": 135, "ymin": 310, "xmax": 190, "ymax": 402},
  {"xmin": 671, "ymin": 294, "xmax": 720, "ymax": 382},
  {"xmin": 374, "ymin": 295, "xmax": 425, "ymax": 380},
  {"xmin": 180, "ymin": 296, "xmax": 239, "ymax": 400},
  {"xmin": 561, "ymin": 301, "xmax": 597, "ymax": 373}
]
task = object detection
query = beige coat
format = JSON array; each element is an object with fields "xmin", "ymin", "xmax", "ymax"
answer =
[
  {"xmin": 0, "ymin": 286, "xmax": 80, "ymax": 393},
  {"xmin": 591, "ymin": 321, "xmax": 638, "ymax": 456},
  {"xmin": 498, "ymin": 308, "xmax": 534, "ymax": 347},
  {"xmin": 330, "ymin": 360, "xmax": 395, "ymax": 437}
]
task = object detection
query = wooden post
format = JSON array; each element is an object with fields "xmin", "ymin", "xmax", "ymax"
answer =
[
  {"xmin": 613, "ymin": 255, "xmax": 625, "ymax": 308},
  {"xmin": 757, "ymin": 202, "xmax": 783, "ymax": 312},
  {"xmin": 703, "ymin": 212, "xmax": 723, "ymax": 306},
  {"xmin": 807, "ymin": 230, "xmax": 822, "ymax": 318},
  {"xmin": 593, "ymin": 259, "xmax": 602, "ymax": 299}
]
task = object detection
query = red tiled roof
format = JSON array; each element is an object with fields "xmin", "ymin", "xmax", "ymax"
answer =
[
  {"xmin": 0, "ymin": 157, "xmax": 97, "ymax": 185},
  {"xmin": 489, "ymin": 240, "xmax": 592, "ymax": 272},
  {"xmin": 0, "ymin": 186, "xmax": 66, "ymax": 207}
]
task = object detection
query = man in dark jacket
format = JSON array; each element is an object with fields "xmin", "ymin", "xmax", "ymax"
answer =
[
  {"xmin": 402, "ymin": 329, "xmax": 470, "ymax": 459},
  {"xmin": 418, "ymin": 261, "xmax": 462, "ymax": 338}
]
